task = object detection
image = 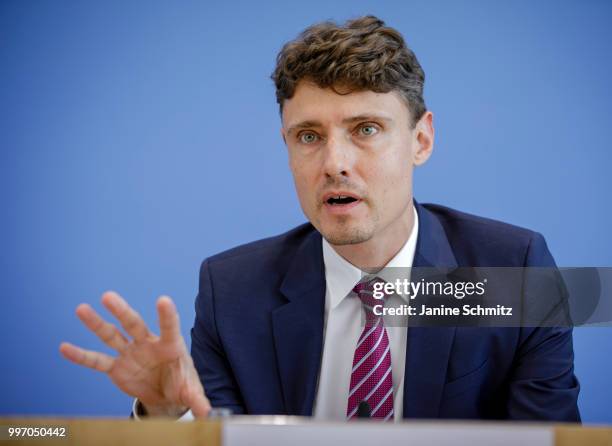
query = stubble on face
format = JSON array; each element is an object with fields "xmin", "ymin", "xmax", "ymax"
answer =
[
  {"xmin": 310, "ymin": 177, "xmax": 380, "ymax": 246},
  {"xmin": 320, "ymin": 218, "xmax": 377, "ymax": 245}
]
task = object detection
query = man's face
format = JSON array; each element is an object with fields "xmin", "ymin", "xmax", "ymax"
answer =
[{"xmin": 281, "ymin": 80, "xmax": 433, "ymax": 247}]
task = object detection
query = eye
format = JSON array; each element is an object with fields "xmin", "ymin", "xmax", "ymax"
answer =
[
  {"xmin": 298, "ymin": 132, "xmax": 319, "ymax": 144},
  {"xmin": 357, "ymin": 124, "xmax": 379, "ymax": 137}
]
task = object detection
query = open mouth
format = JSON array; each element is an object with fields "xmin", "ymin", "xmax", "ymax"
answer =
[{"xmin": 325, "ymin": 195, "xmax": 360, "ymax": 206}]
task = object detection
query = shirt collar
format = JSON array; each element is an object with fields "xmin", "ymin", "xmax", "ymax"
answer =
[{"xmin": 322, "ymin": 204, "xmax": 419, "ymax": 309}]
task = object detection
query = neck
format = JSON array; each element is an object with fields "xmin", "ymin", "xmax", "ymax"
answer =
[{"xmin": 331, "ymin": 204, "xmax": 415, "ymax": 271}]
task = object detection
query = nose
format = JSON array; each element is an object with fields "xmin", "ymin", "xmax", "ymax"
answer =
[{"xmin": 322, "ymin": 133, "xmax": 354, "ymax": 178}]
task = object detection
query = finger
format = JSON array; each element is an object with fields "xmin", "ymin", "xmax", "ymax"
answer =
[
  {"xmin": 59, "ymin": 342, "xmax": 114, "ymax": 373},
  {"xmin": 75, "ymin": 303, "xmax": 129, "ymax": 352},
  {"xmin": 182, "ymin": 385, "xmax": 211, "ymax": 418},
  {"xmin": 101, "ymin": 291, "xmax": 150, "ymax": 342},
  {"xmin": 157, "ymin": 296, "xmax": 182, "ymax": 343}
]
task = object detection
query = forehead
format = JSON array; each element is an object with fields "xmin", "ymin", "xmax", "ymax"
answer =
[{"xmin": 281, "ymin": 81, "xmax": 411, "ymax": 129}]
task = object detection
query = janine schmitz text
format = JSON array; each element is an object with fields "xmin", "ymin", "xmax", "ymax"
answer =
[{"xmin": 372, "ymin": 304, "xmax": 514, "ymax": 317}]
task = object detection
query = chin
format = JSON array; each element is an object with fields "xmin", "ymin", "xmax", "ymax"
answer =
[{"xmin": 320, "ymin": 225, "xmax": 373, "ymax": 246}]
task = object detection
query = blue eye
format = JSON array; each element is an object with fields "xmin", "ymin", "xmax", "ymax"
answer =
[
  {"xmin": 359, "ymin": 125, "xmax": 379, "ymax": 136},
  {"xmin": 299, "ymin": 132, "xmax": 318, "ymax": 144}
]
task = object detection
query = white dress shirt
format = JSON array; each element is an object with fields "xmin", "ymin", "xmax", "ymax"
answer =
[
  {"xmin": 313, "ymin": 205, "xmax": 418, "ymax": 422},
  {"xmin": 134, "ymin": 205, "xmax": 418, "ymax": 421}
]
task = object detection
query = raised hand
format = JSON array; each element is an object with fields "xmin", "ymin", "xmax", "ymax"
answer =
[{"xmin": 59, "ymin": 291, "xmax": 210, "ymax": 418}]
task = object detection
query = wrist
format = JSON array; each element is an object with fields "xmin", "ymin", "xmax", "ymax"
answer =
[{"xmin": 138, "ymin": 400, "xmax": 189, "ymax": 418}]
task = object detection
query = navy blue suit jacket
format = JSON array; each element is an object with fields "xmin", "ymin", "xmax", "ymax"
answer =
[{"xmin": 191, "ymin": 201, "xmax": 580, "ymax": 421}]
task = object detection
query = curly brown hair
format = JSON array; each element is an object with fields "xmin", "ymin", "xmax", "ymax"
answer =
[{"xmin": 271, "ymin": 15, "xmax": 426, "ymax": 127}]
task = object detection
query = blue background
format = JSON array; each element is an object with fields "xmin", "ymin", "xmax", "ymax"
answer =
[{"xmin": 1, "ymin": 0, "xmax": 610, "ymax": 422}]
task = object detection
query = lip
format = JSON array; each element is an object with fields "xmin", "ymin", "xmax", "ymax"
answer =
[
  {"xmin": 321, "ymin": 191, "xmax": 362, "ymax": 203},
  {"xmin": 321, "ymin": 191, "xmax": 363, "ymax": 215}
]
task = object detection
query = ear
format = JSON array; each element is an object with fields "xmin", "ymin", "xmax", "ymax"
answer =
[
  {"xmin": 413, "ymin": 111, "xmax": 434, "ymax": 166},
  {"xmin": 280, "ymin": 127, "xmax": 287, "ymax": 145}
]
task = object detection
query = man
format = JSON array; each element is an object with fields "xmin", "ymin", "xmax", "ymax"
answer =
[{"xmin": 59, "ymin": 15, "xmax": 580, "ymax": 421}]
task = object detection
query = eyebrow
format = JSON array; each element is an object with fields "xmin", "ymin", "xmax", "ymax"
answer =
[{"xmin": 286, "ymin": 114, "xmax": 393, "ymax": 135}]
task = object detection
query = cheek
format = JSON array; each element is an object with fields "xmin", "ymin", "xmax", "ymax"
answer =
[
  {"xmin": 291, "ymin": 168, "xmax": 315, "ymax": 205},
  {"xmin": 375, "ymin": 146, "xmax": 410, "ymax": 175},
  {"xmin": 370, "ymin": 149, "xmax": 413, "ymax": 200},
  {"xmin": 388, "ymin": 144, "xmax": 414, "ymax": 182}
]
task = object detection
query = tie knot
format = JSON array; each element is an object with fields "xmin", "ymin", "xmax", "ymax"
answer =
[{"xmin": 353, "ymin": 276, "xmax": 387, "ymax": 313}]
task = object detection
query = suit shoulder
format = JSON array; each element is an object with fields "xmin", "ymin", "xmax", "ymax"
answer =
[
  {"xmin": 422, "ymin": 203, "xmax": 545, "ymax": 266},
  {"xmin": 423, "ymin": 203, "xmax": 538, "ymax": 240},
  {"xmin": 204, "ymin": 222, "xmax": 315, "ymax": 268}
]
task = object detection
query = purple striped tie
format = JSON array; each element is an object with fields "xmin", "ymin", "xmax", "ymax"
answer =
[{"xmin": 347, "ymin": 277, "xmax": 394, "ymax": 421}]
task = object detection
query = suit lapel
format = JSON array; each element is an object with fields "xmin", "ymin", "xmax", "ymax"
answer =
[
  {"xmin": 272, "ymin": 228, "xmax": 325, "ymax": 416},
  {"xmin": 270, "ymin": 202, "xmax": 460, "ymax": 418},
  {"xmin": 403, "ymin": 201, "xmax": 458, "ymax": 418}
]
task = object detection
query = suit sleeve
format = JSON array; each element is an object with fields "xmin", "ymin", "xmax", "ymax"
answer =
[
  {"xmin": 506, "ymin": 232, "xmax": 581, "ymax": 421},
  {"xmin": 190, "ymin": 259, "xmax": 246, "ymax": 414}
]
